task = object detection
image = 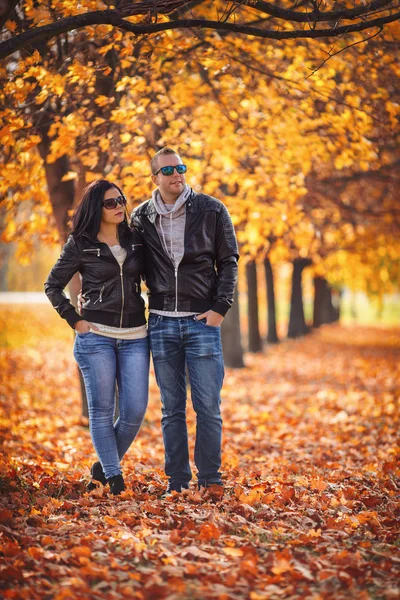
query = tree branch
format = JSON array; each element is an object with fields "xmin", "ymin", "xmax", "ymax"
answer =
[
  {"xmin": 305, "ymin": 27, "xmax": 384, "ymax": 79},
  {"xmin": 1, "ymin": 7, "xmax": 400, "ymax": 60},
  {"xmin": 117, "ymin": 0, "xmax": 192, "ymax": 18},
  {"xmin": 243, "ymin": 0, "xmax": 396, "ymax": 23},
  {"xmin": 306, "ymin": 161, "xmax": 400, "ymax": 219},
  {"xmin": 313, "ymin": 160, "xmax": 400, "ymax": 186},
  {"xmin": 220, "ymin": 46, "xmax": 382, "ymax": 123},
  {"xmin": 309, "ymin": 188, "xmax": 400, "ymax": 218}
]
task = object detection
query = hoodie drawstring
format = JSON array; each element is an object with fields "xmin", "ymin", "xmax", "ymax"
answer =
[
  {"xmin": 170, "ymin": 212, "xmax": 173, "ymax": 261},
  {"xmin": 159, "ymin": 212, "xmax": 175, "ymax": 263},
  {"xmin": 159, "ymin": 214, "xmax": 169, "ymax": 258}
]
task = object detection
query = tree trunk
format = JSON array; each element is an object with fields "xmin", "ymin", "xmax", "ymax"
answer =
[
  {"xmin": 221, "ymin": 286, "xmax": 245, "ymax": 368},
  {"xmin": 264, "ymin": 257, "xmax": 279, "ymax": 344},
  {"xmin": 38, "ymin": 129, "xmax": 83, "ymax": 305},
  {"xmin": 246, "ymin": 261, "xmax": 262, "ymax": 352},
  {"xmin": 0, "ymin": 208, "xmax": 12, "ymax": 291},
  {"xmin": 313, "ymin": 276, "xmax": 323, "ymax": 328},
  {"xmin": 313, "ymin": 276, "xmax": 338, "ymax": 327},
  {"xmin": 287, "ymin": 258, "xmax": 312, "ymax": 339},
  {"xmin": 331, "ymin": 288, "xmax": 342, "ymax": 323},
  {"xmin": 38, "ymin": 132, "xmax": 75, "ymax": 243},
  {"xmin": 0, "ymin": 248, "xmax": 10, "ymax": 291}
]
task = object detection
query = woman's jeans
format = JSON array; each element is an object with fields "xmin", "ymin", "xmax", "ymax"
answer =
[
  {"xmin": 148, "ymin": 315, "xmax": 224, "ymax": 487},
  {"xmin": 74, "ymin": 333, "xmax": 149, "ymax": 479}
]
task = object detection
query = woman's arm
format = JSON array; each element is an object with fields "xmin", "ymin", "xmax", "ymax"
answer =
[{"xmin": 44, "ymin": 235, "xmax": 84, "ymax": 329}]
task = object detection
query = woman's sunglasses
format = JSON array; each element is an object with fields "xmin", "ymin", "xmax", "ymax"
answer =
[
  {"xmin": 154, "ymin": 164, "xmax": 187, "ymax": 176},
  {"xmin": 102, "ymin": 195, "xmax": 127, "ymax": 210}
]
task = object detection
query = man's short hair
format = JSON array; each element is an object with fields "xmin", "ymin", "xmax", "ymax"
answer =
[{"xmin": 151, "ymin": 147, "xmax": 179, "ymax": 175}]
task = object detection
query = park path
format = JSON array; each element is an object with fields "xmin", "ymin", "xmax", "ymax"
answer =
[
  {"xmin": 1, "ymin": 306, "xmax": 399, "ymax": 600},
  {"xmin": 0, "ymin": 292, "xmax": 48, "ymax": 304}
]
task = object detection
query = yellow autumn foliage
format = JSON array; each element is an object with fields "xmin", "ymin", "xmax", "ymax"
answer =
[{"xmin": 0, "ymin": 0, "xmax": 399, "ymax": 297}]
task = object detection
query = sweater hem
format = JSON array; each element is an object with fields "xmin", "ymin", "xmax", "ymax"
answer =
[{"xmin": 148, "ymin": 297, "xmax": 229, "ymax": 314}]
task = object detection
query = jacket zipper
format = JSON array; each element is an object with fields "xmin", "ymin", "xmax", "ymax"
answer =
[
  {"xmin": 83, "ymin": 247, "xmax": 129, "ymax": 321},
  {"xmin": 175, "ymin": 267, "xmax": 178, "ymax": 311},
  {"xmin": 83, "ymin": 248, "xmax": 100, "ymax": 257},
  {"xmin": 93, "ymin": 284, "xmax": 105, "ymax": 305},
  {"xmin": 119, "ymin": 265, "xmax": 124, "ymax": 327},
  {"xmin": 154, "ymin": 217, "xmax": 182, "ymax": 312}
]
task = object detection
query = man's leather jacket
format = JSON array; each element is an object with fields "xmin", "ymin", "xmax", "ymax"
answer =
[
  {"xmin": 131, "ymin": 191, "xmax": 239, "ymax": 316},
  {"xmin": 44, "ymin": 232, "xmax": 146, "ymax": 329}
]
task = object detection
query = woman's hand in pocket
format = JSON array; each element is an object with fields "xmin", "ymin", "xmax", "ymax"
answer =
[{"xmin": 74, "ymin": 320, "xmax": 99, "ymax": 334}]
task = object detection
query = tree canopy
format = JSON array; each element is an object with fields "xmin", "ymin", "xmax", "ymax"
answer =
[
  {"xmin": 1, "ymin": 1, "xmax": 399, "ymax": 59},
  {"xmin": 1, "ymin": 1, "xmax": 399, "ymax": 298}
]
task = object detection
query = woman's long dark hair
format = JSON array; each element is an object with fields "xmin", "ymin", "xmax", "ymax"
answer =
[{"xmin": 71, "ymin": 179, "xmax": 131, "ymax": 247}]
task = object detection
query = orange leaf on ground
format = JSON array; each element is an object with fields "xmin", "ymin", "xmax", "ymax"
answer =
[
  {"xmin": 198, "ymin": 522, "xmax": 221, "ymax": 540},
  {"xmin": 1, "ymin": 313, "xmax": 399, "ymax": 600},
  {"xmin": 71, "ymin": 546, "xmax": 92, "ymax": 558},
  {"xmin": 223, "ymin": 547, "xmax": 244, "ymax": 558}
]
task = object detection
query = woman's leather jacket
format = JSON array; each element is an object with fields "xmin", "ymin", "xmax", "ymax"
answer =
[{"xmin": 44, "ymin": 232, "xmax": 146, "ymax": 329}]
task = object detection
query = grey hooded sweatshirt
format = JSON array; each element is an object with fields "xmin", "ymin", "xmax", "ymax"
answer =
[{"xmin": 152, "ymin": 183, "xmax": 192, "ymax": 269}]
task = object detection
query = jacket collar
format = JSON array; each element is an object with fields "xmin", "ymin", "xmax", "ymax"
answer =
[
  {"xmin": 143, "ymin": 189, "xmax": 196, "ymax": 224},
  {"xmin": 82, "ymin": 233, "xmax": 101, "ymax": 245},
  {"xmin": 81, "ymin": 232, "xmax": 134, "ymax": 253}
]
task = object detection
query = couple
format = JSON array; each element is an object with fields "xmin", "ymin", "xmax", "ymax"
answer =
[{"xmin": 45, "ymin": 148, "xmax": 239, "ymax": 496}]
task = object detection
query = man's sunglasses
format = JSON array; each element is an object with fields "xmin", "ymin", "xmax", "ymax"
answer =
[
  {"xmin": 154, "ymin": 164, "xmax": 187, "ymax": 176},
  {"xmin": 102, "ymin": 195, "xmax": 127, "ymax": 210}
]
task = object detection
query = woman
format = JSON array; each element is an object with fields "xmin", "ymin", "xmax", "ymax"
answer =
[{"xmin": 45, "ymin": 180, "xmax": 149, "ymax": 496}]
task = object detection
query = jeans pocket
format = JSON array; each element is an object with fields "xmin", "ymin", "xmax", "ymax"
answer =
[
  {"xmin": 76, "ymin": 331, "xmax": 94, "ymax": 339},
  {"xmin": 148, "ymin": 315, "xmax": 161, "ymax": 330},
  {"xmin": 196, "ymin": 318, "xmax": 220, "ymax": 329},
  {"xmin": 73, "ymin": 332, "xmax": 92, "ymax": 359}
]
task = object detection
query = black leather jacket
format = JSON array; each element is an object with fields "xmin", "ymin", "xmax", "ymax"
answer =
[
  {"xmin": 44, "ymin": 232, "xmax": 146, "ymax": 329},
  {"xmin": 131, "ymin": 191, "xmax": 239, "ymax": 316}
]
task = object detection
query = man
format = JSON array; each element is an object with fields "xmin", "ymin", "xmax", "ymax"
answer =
[{"xmin": 131, "ymin": 147, "xmax": 239, "ymax": 494}]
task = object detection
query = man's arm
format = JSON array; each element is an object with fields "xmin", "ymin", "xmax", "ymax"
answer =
[
  {"xmin": 212, "ymin": 203, "xmax": 239, "ymax": 317},
  {"xmin": 130, "ymin": 207, "xmax": 147, "ymax": 283},
  {"xmin": 130, "ymin": 204, "xmax": 145, "ymax": 233},
  {"xmin": 197, "ymin": 204, "xmax": 238, "ymax": 326}
]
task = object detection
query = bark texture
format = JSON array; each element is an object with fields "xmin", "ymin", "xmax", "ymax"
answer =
[
  {"xmin": 264, "ymin": 257, "xmax": 279, "ymax": 344},
  {"xmin": 246, "ymin": 261, "xmax": 262, "ymax": 353},
  {"xmin": 221, "ymin": 286, "xmax": 245, "ymax": 368},
  {"xmin": 287, "ymin": 258, "xmax": 312, "ymax": 339}
]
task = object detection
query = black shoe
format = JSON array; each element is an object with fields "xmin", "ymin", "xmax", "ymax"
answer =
[
  {"xmin": 86, "ymin": 461, "xmax": 107, "ymax": 492},
  {"xmin": 108, "ymin": 474, "xmax": 125, "ymax": 496},
  {"xmin": 163, "ymin": 481, "xmax": 189, "ymax": 497}
]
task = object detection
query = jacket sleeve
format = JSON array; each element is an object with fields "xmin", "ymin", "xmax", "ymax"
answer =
[
  {"xmin": 130, "ymin": 207, "xmax": 143, "ymax": 234},
  {"xmin": 130, "ymin": 209, "xmax": 148, "ymax": 283},
  {"xmin": 212, "ymin": 203, "xmax": 239, "ymax": 316},
  {"xmin": 44, "ymin": 235, "xmax": 83, "ymax": 329}
]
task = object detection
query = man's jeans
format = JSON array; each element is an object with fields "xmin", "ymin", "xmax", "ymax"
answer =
[
  {"xmin": 148, "ymin": 315, "xmax": 224, "ymax": 487},
  {"xmin": 74, "ymin": 333, "xmax": 149, "ymax": 479}
]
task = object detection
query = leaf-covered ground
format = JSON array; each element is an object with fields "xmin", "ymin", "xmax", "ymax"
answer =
[{"xmin": 1, "ymin": 306, "xmax": 399, "ymax": 600}]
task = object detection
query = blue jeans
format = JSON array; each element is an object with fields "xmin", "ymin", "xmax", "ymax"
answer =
[
  {"xmin": 74, "ymin": 333, "xmax": 149, "ymax": 479},
  {"xmin": 148, "ymin": 315, "xmax": 224, "ymax": 487}
]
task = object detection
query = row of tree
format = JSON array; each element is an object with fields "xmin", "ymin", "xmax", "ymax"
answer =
[{"xmin": 221, "ymin": 259, "xmax": 342, "ymax": 368}]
